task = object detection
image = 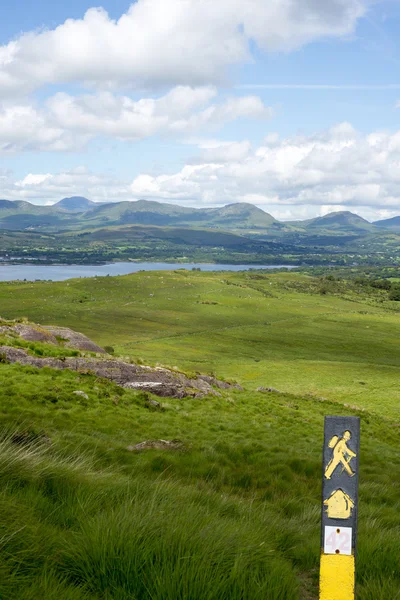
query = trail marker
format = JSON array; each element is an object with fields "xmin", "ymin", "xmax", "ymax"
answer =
[{"xmin": 319, "ymin": 416, "xmax": 360, "ymax": 600}]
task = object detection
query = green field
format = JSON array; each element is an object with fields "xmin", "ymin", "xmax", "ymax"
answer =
[
  {"xmin": 0, "ymin": 270, "xmax": 399, "ymax": 598},
  {"xmin": 1, "ymin": 270, "xmax": 399, "ymax": 417}
]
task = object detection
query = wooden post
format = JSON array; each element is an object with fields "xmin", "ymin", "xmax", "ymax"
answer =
[{"xmin": 319, "ymin": 416, "xmax": 360, "ymax": 600}]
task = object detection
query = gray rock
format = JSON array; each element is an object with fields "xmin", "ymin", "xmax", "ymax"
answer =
[
  {"xmin": 127, "ymin": 439, "xmax": 185, "ymax": 451},
  {"xmin": 0, "ymin": 324, "xmax": 241, "ymax": 400},
  {"xmin": 43, "ymin": 326, "xmax": 106, "ymax": 353},
  {"xmin": 145, "ymin": 398, "xmax": 163, "ymax": 410},
  {"xmin": 73, "ymin": 390, "xmax": 89, "ymax": 400},
  {"xmin": 257, "ymin": 386, "xmax": 281, "ymax": 393}
]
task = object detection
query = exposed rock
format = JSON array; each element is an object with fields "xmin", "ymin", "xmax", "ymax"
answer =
[
  {"xmin": 257, "ymin": 386, "xmax": 281, "ymax": 393},
  {"xmin": 197, "ymin": 374, "xmax": 243, "ymax": 391},
  {"xmin": 0, "ymin": 324, "xmax": 58, "ymax": 344},
  {"xmin": 73, "ymin": 390, "xmax": 89, "ymax": 400},
  {"xmin": 43, "ymin": 326, "xmax": 105, "ymax": 353},
  {"xmin": 127, "ymin": 439, "xmax": 185, "ymax": 451},
  {"xmin": 0, "ymin": 344, "xmax": 238, "ymax": 399},
  {"xmin": 0, "ymin": 321, "xmax": 105, "ymax": 353},
  {"xmin": 145, "ymin": 398, "xmax": 164, "ymax": 410}
]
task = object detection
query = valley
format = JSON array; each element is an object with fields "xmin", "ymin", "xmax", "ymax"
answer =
[{"xmin": 0, "ymin": 198, "xmax": 399, "ymax": 267}]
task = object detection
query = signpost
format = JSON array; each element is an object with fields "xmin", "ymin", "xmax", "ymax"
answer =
[{"xmin": 319, "ymin": 416, "xmax": 360, "ymax": 600}]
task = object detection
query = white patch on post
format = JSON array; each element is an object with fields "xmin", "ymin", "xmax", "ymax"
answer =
[{"xmin": 324, "ymin": 526, "xmax": 352, "ymax": 556}]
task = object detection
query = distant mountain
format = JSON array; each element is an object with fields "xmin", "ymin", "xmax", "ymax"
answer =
[
  {"xmin": 54, "ymin": 196, "xmax": 96, "ymax": 212},
  {"xmin": 373, "ymin": 216, "xmax": 400, "ymax": 231},
  {"xmin": 0, "ymin": 198, "xmax": 279, "ymax": 232},
  {"xmin": 303, "ymin": 211, "xmax": 377, "ymax": 233},
  {"xmin": 81, "ymin": 200, "xmax": 195, "ymax": 228},
  {"xmin": 0, "ymin": 199, "xmax": 390, "ymax": 237},
  {"xmin": 206, "ymin": 203, "xmax": 277, "ymax": 229},
  {"xmin": 0, "ymin": 200, "xmax": 74, "ymax": 230},
  {"xmin": 71, "ymin": 200, "xmax": 279, "ymax": 231}
]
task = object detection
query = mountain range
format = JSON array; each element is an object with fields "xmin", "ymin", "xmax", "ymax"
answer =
[{"xmin": 0, "ymin": 197, "xmax": 398, "ymax": 235}]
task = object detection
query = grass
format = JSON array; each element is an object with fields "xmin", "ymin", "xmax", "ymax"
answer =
[
  {"xmin": 1, "ymin": 270, "xmax": 399, "ymax": 416},
  {"xmin": 0, "ymin": 270, "xmax": 400, "ymax": 598}
]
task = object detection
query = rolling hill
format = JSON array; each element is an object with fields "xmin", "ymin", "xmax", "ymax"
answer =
[
  {"xmin": 75, "ymin": 200, "xmax": 279, "ymax": 231},
  {"xmin": 0, "ymin": 198, "xmax": 280, "ymax": 232},
  {"xmin": 0, "ymin": 198, "xmax": 391, "ymax": 235},
  {"xmin": 300, "ymin": 211, "xmax": 378, "ymax": 233},
  {"xmin": 374, "ymin": 215, "xmax": 400, "ymax": 231},
  {"xmin": 54, "ymin": 196, "xmax": 97, "ymax": 212}
]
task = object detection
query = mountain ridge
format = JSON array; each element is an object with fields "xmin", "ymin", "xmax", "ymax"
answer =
[
  {"xmin": 374, "ymin": 215, "xmax": 400, "ymax": 231},
  {"xmin": 0, "ymin": 198, "xmax": 398, "ymax": 235}
]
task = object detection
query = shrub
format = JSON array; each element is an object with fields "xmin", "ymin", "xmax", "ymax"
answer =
[
  {"xmin": 389, "ymin": 287, "xmax": 400, "ymax": 301},
  {"xmin": 371, "ymin": 279, "xmax": 391, "ymax": 290}
]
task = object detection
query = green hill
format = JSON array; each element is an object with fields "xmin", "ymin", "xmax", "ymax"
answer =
[
  {"xmin": 0, "ymin": 199, "xmax": 278, "ymax": 233},
  {"xmin": 74, "ymin": 223, "xmax": 277, "ymax": 249},
  {"xmin": 0, "ymin": 270, "xmax": 400, "ymax": 598},
  {"xmin": 0, "ymin": 199, "xmax": 387, "ymax": 239},
  {"xmin": 78, "ymin": 200, "xmax": 278, "ymax": 231},
  {"xmin": 374, "ymin": 215, "xmax": 400, "ymax": 231},
  {"xmin": 205, "ymin": 202, "xmax": 277, "ymax": 229},
  {"xmin": 54, "ymin": 196, "xmax": 96, "ymax": 212},
  {"xmin": 0, "ymin": 200, "xmax": 73, "ymax": 230},
  {"xmin": 304, "ymin": 211, "xmax": 377, "ymax": 233}
]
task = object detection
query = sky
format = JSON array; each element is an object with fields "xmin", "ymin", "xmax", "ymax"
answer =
[{"xmin": 1, "ymin": 0, "xmax": 400, "ymax": 221}]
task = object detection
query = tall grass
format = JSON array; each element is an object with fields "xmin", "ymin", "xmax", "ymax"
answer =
[{"xmin": 0, "ymin": 433, "xmax": 300, "ymax": 599}]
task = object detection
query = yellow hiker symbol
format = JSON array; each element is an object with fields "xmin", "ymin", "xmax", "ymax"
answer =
[
  {"xmin": 325, "ymin": 430, "xmax": 356, "ymax": 480},
  {"xmin": 324, "ymin": 489, "xmax": 355, "ymax": 519}
]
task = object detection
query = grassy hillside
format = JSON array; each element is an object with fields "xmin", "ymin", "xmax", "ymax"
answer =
[
  {"xmin": 0, "ymin": 271, "xmax": 400, "ymax": 599},
  {"xmin": 0, "ymin": 199, "xmax": 279, "ymax": 233},
  {"xmin": 303, "ymin": 212, "xmax": 377, "ymax": 233},
  {"xmin": 374, "ymin": 215, "xmax": 400, "ymax": 231},
  {"xmin": 1, "ymin": 270, "xmax": 399, "ymax": 417}
]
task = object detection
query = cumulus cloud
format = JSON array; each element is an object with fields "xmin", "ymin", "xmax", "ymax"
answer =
[
  {"xmin": 0, "ymin": 0, "xmax": 368, "ymax": 95},
  {"xmin": 0, "ymin": 103, "xmax": 84, "ymax": 153},
  {"xmin": 129, "ymin": 124, "xmax": 400, "ymax": 218},
  {"xmin": 1, "ymin": 167, "xmax": 132, "ymax": 203},
  {"xmin": 0, "ymin": 87, "xmax": 272, "ymax": 153},
  {"xmin": 4, "ymin": 122, "xmax": 400, "ymax": 221}
]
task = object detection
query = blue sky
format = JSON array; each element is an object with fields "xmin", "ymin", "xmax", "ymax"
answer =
[{"xmin": 1, "ymin": 0, "xmax": 400, "ymax": 220}]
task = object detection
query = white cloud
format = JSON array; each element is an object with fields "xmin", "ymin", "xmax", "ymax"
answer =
[
  {"xmin": 129, "ymin": 124, "xmax": 400, "ymax": 218},
  {"xmin": 0, "ymin": 0, "xmax": 368, "ymax": 95},
  {"xmin": 17, "ymin": 173, "xmax": 52, "ymax": 186},
  {"xmin": 0, "ymin": 88, "xmax": 272, "ymax": 153},
  {"xmin": 1, "ymin": 167, "xmax": 132, "ymax": 203},
  {"xmin": 3, "ymin": 122, "xmax": 400, "ymax": 222},
  {"xmin": 190, "ymin": 141, "xmax": 253, "ymax": 164}
]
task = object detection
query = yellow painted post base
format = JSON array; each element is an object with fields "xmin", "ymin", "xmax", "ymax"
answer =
[{"xmin": 319, "ymin": 554, "xmax": 355, "ymax": 600}]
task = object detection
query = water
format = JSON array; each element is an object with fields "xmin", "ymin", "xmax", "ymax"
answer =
[{"xmin": 0, "ymin": 262, "xmax": 294, "ymax": 282}]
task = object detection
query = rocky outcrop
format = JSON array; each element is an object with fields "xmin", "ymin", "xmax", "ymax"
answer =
[
  {"xmin": 0, "ymin": 324, "xmax": 58, "ymax": 344},
  {"xmin": 43, "ymin": 326, "xmax": 105, "ymax": 353},
  {"xmin": 0, "ymin": 322, "xmax": 105, "ymax": 353},
  {"xmin": 0, "ymin": 345, "xmax": 239, "ymax": 399},
  {"xmin": 0, "ymin": 318, "xmax": 241, "ymax": 399}
]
